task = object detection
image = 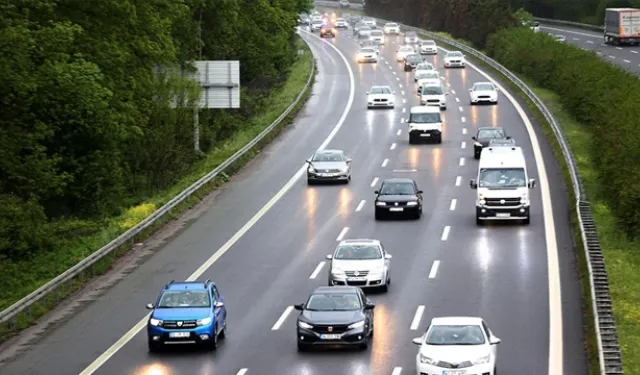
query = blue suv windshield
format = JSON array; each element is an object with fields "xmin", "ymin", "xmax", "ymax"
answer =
[{"xmin": 158, "ymin": 290, "xmax": 211, "ymax": 308}]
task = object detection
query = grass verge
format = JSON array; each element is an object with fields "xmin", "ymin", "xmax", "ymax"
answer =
[
  {"xmin": 0, "ymin": 36, "xmax": 315, "ymax": 342},
  {"xmin": 427, "ymin": 33, "xmax": 602, "ymax": 374}
]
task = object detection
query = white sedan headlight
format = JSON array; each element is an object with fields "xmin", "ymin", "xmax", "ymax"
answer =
[
  {"xmin": 479, "ymin": 199, "xmax": 486, "ymax": 205},
  {"xmin": 419, "ymin": 354, "xmax": 437, "ymax": 365},
  {"xmin": 472, "ymin": 354, "xmax": 490, "ymax": 365},
  {"xmin": 331, "ymin": 268, "xmax": 345, "ymax": 276},
  {"xmin": 308, "ymin": 165, "xmax": 316, "ymax": 172},
  {"xmin": 339, "ymin": 166, "xmax": 349, "ymax": 172},
  {"xmin": 376, "ymin": 201, "xmax": 386, "ymax": 206},
  {"xmin": 348, "ymin": 320, "xmax": 365, "ymax": 329}
]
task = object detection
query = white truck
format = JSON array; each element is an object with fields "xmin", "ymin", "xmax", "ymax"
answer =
[
  {"xmin": 407, "ymin": 106, "xmax": 442, "ymax": 144},
  {"xmin": 604, "ymin": 8, "xmax": 640, "ymax": 45},
  {"xmin": 469, "ymin": 146, "xmax": 536, "ymax": 225}
]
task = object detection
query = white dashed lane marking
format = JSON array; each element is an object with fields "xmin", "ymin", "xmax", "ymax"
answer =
[
  {"xmin": 429, "ymin": 260, "xmax": 440, "ymax": 278},
  {"xmin": 271, "ymin": 306, "xmax": 293, "ymax": 330},
  {"xmin": 356, "ymin": 200, "xmax": 366, "ymax": 212},
  {"xmin": 461, "ymin": 141, "xmax": 466, "ymax": 149},
  {"xmin": 462, "ymin": 128, "xmax": 467, "ymax": 134},
  {"xmin": 455, "ymin": 176, "xmax": 461, "ymax": 186},
  {"xmin": 459, "ymin": 157, "xmax": 465, "ymax": 166},
  {"xmin": 397, "ymin": 129, "xmax": 402, "ymax": 136},
  {"xmin": 309, "ymin": 262, "xmax": 326, "ymax": 279},
  {"xmin": 236, "ymin": 369, "xmax": 249, "ymax": 375},
  {"xmin": 410, "ymin": 305, "xmax": 425, "ymax": 330},
  {"xmin": 382, "ymin": 158, "xmax": 389, "ymax": 167},
  {"xmin": 371, "ymin": 177, "xmax": 379, "ymax": 187},
  {"xmin": 441, "ymin": 226, "xmax": 451, "ymax": 241},
  {"xmin": 390, "ymin": 143, "xmax": 397, "ymax": 150},
  {"xmin": 336, "ymin": 227, "xmax": 349, "ymax": 241},
  {"xmin": 449, "ymin": 199, "xmax": 457, "ymax": 211}
]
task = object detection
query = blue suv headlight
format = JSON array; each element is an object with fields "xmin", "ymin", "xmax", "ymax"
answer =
[
  {"xmin": 149, "ymin": 318, "xmax": 163, "ymax": 326},
  {"xmin": 197, "ymin": 317, "xmax": 213, "ymax": 326}
]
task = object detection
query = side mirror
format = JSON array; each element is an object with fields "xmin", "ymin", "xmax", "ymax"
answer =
[
  {"xmin": 385, "ymin": 253, "xmax": 392, "ymax": 259},
  {"xmin": 469, "ymin": 88, "xmax": 473, "ymax": 92},
  {"xmin": 326, "ymin": 254, "xmax": 333, "ymax": 260},
  {"xmin": 470, "ymin": 179, "xmax": 478, "ymax": 189},
  {"xmin": 392, "ymin": 91, "xmax": 396, "ymax": 94},
  {"xmin": 490, "ymin": 336, "xmax": 502, "ymax": 345},
  {"xmin": 471, "ymin": 136, "xmax": 476, "ymax": 140},
  {"xmin": 346, "ymin": 158, "xmax": 352, "ymax": 163},
  {"xmin": 412, "ymin": 337, "xmax": 423, "ymax": 345},
  {"xmin": 214, "ymin": 301, "xmax": 224, "ymax": 308},
  {"xmin": 366, "ymin": 91, "xmax": 369, "ymax": 95},
  {"xmin": 374, "ymin": 190, "xmax": 379, "ymax": 194},
  {"xmin": 365, "ymin": 302, "xmax": 376, "ymax": 310},
  {"xmin": 506, "ymin": 136, "xmax": 512, "ymax": 139},
  {"xmin": 528, "ymin": 179, "xmax": 536, "ymax": 188},
  {"xmin": 417, "ymin": 190, "xmax": 423, "ymax": 194},
  {"xmin": 146, "ymin": 303, "xmax": 154, "ymax": 310},
  {"xmin": 294, "ymin": 303, "xmax": 304, "ymax": 311},
  {"xmin": 305, "ymin": 159, "xmax": 311, "ymax": 163}
]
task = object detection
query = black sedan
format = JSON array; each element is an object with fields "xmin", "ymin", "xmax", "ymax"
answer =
[
  {"xmin": 295, "ymin": 286, "xmax": 375, "ymax": 351},
  {"xmin": 472, "ymin": 126, "xmax": 511, "ymax": 159},
  {"xmin": 374, "ymin": 178, "xmax": 423, "ymax": 220},
  {"xmin": 404, "ymin": 54, "xmax": 423, "ymax": 71}
]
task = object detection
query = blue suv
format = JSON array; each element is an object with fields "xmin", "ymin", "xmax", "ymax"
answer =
[{"xmin": 146, "ymin": 280, "xmax": 227, "ymax": 352}]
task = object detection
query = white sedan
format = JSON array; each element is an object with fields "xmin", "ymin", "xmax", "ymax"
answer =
[
  {"xmin": 396, "ymin": 45, "xmax": 415, "ymax": 61},
  {"xmin": 326, "ymin": 239, "xmax": 392, "ymax": 291},
  {"xmin": 444, "ymin": 51, "xmax": 466, "ymax": 68},
  {"xmin": 416, "ymin": 71, "xmax": 442, "ymax": 93},
  {"xmin": 413, "ymin": 317, "xmax": 501, "ymax": 375},
  {"xmin": 419, "ymin": 39, "xmax": 438, "ymax": 54},
  {"xmin": 383, "ymin": 22, "xmax": 400, "ymax": 34},
  {"xmin": 367, "ymin": 85, "xmax": 395, "ymax": 109},
  {"xmin": 469, "ymin": 82, "xmax": 499, "ymax": 104},
  {"xmin": 414, "ymin": 62, "xmax": 435, "ymax": 81},
  {"xmin": 358, "ymin": 47, "xmax": 379, "ymax": 63},
  {"xmin": 334, "ymin": 18, "xmax": 348, "ymax": 28}
]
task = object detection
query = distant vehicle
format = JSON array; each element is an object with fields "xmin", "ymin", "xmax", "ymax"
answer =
[
  {"xmin": 404, "ymin": 31, "xmax": 419, "ymax": 44},
  {"xmin": 335, "ymin": 18, "xmax": 348, "ymax": 28},
  {"xmin": 471, "ymin": 127, "xmax": 510, "ymax": 159},
  {"xmin": 357, "ymin": 47, "xmax": 379, "ymax": 63},
  {"xmin": 443, "ymin": 51, "xmax": 466, "ymax": 68},
  {"xmin": 353, "ymin": 21, "xmax": 366, "ymax": 35},
  {"xmin": 554, "ymin": 34, "xmax": 566, "ymax": 42},
  {"xmin": 604, "ymin": 8, "xmax": 640, "ymax": 45},
  {"xmin": 416, "ymin": 71, "xmax": 442, "ymax": 92},
  {"xmin": 299, "ymin": 15, "xmax": 310, "ymax": 25},
  {"xmin": 310, "ymin": 19, "xmax": 323, "ymax": 31},
  {"xmin": 369, "ymin": 30, "xmax": 385, "ymax": 44},
  {"xmin": 383, "ymin": 22, "xmax": 400, "ymax": 34},
  {"xmin": 488, "ymin": 138, "xmax": 516, "ymax": 147},
  {"xmin": 412, "ymin": 317, "xmax": 501, "ymax": 375},
  {"xmin": 420, "ymin": 84, "xmax": 447, "ymax": 110},
  {"xmin": 306, "ymin": 149, "xmax": 352, "ymax": 184},
  {"xmin": 367, "ymin": 85, "xmax": 395, "ymax": 109},
  {"xmin": 530, "ymin": 21, "xmax": 540, "ymax": 32},
  {"xmin": 360, "ymin": 39, "xmax": 379, "ymax": 53},
  {"xmin": 414, "ymin": 62, "xmax": 435, "ymax": 81},
  {"xmin": 407, "ymin": 105, "xmax": 443, "ymax": 144},
  {"xmin": 404, "ymin": 54, "xmax": 423, "ymax": 71},
  {"xmin": 146, "ymin": 280, "xmax": 227, "ymax": 352},
  {"xmin": 469, "ymin": 82, "xmax": 499, "ymax": 105},
  {"xmin": 419, "ymin": 39, "xmax": 438, "ymax": 54},
  {"xmin": 320, "ymin": 23, "xmax": 336, "ymax": 38},
  {"xmin": 357, "ymin": 26, "xmax": 373, "ymax": 39},
  {"xmin": 339, "ymin": 0, "xmax": 350, "ymax": 8},
  {"xmin": 326, "ymin": 239, "xmax": 392, "ymax": 291},
  {"xmin": 374, "ymin": 178, "xmax": 423, "ymax": 219},
  {"xmin": 396, "ymin": 45, "xmax": 415, "ymax": 61},
  {"xmin": 294, "ymin": 286, "xmax": 375, "ymax": 351},
  {"xmin": 363, "ymin": 18, "xmax": 377, "ymax": 28}
]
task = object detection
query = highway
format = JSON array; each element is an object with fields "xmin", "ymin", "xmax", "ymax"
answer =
[
  {"xmin": 540, "ymin": 24, "xmax": 640, "ymax": 74},
  {"xmin": 0, "ymin": 21, "xmax": 588, "ymax": 375}
]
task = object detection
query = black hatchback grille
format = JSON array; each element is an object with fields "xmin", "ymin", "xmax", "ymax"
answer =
[
  {"xmin": 162, "ymin": 320, "xmax": 197, "ymax": 329},
  {"xmin": 485, "ymin": 197, "xmax": 520, "ymax": 205},
  {"xmin": 313, "ymin": 324, "xmax": 350, "ymax": 333}
]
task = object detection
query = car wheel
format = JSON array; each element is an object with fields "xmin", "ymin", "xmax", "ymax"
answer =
[
  {"xmin": 219, "ymin": 322, "xmax": 227, "ymax": 339},
  {"xmin": 474, "ymin": 151, "xmax": 480, "ymax": 160},
  {"xmin": 523, "ymin": 216, "xmax": 530, "ymax": 225},
  {"xmin": 358, "ymin": 339, "xmax": 369, "ymax": 350},
  {"xmin": 380, "ymin": 282, "xmax": 388, "ymax": 292},
  {"xmin": 442, "ymin": 106, "xmax": 447, "ymax": 110},
  {"xmin": 297, "ymin": 342, "xmax": 310, "ymax": 352},
  {"xmin": 437, "ymin": 135, "xmax": 442, "ymax": 144},
  {"xmin": 148, "ymin": 340, "xmax": 161, "ymax": 353},
  {"xmin": 208, "ymin": 327, "xmax": 219, "ymax": 350},
  {"xmin": 307, "ymin": 179, "xmax": 314, "ymax": 185},
  {"xmin": 409, "ymin": 135, "xmax": 415, "ymax": 145}
]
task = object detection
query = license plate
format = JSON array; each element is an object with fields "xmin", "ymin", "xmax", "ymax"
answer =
[
  {"xmin": 389, "ymin": 207, "xmax": 404, "ymax": 212},
  {"xmin": 420, "ymin": 133, "xmax": 431, "ymax": 137},
  {"xmin": 169, "ymin": 332, "xmax": 190, "ymax": 338},
  {"xmin": 496, "ymin": 213, "xmax": 510, "ymax": 218},
  {"xmin": 443, "ymin": 371, "xmax": 467, "ymax": 375},
  {"xmin": 348, "ymin": 277, "xmax": 366, "ymax": 281},
  {"xmin": 320, "ymin": 334, "xmax": 341, "ymax": 340}
]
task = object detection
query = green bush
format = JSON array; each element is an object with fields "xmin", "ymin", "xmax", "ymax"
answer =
[{"xmin": 486, "ymin": 28, "xmax": 640, "ymax": 238}]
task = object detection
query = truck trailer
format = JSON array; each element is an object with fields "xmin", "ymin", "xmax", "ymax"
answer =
[{"xmin": 604, "ymin": 8, "xmax": 640, "ymax": 45}]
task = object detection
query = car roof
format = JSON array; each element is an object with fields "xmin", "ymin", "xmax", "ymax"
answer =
[
  {"xmin": 165, "ymin": 281, "xmax": 213, "ymax": 291},
  {"xmin": 381, "ymin": 177, "xmax": 415, "ymax": 184},
  {"xmin": 312, "ymin": 286, "xmax": 359, "ymax": 294},
  {"xmin": 431, "ymin": 316, "xmax": 483, "ymax": 326},
  {"xmin": 446, "ymin": 50, "xmax": 462, "ymax": 54},
  {"xmin": 338, "ymin": 239, "xmax": 381, "ymax": 246},
  {"xmin": 477, "ymin": 126, "xmax": 505, "ymax": 132},
  {"xmin": 473, "ymin": 81, "xmax": 494, "ymax": 86},
  {"xmin": 371, "ymin": 85, "xmax": 391, "ymax": 89},
  {"xmin": 315, "ymin": 149, "xmax": 344, "ymax": 154},
  {"xmin": 410, "ymin": 105, "xmax": 440, "ymax": 113}
]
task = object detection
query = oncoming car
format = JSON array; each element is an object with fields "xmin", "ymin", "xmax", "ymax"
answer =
[
  {"xmin": 469, "ymin": 82, "xmax": 499, "ymax": 105},
  {"xmin": 374, "ymin": 178, "xmax": 423, "ymax": 219},
  {"xmin": 444, "ymin": 51, "xmax": 466, "ymax": 68},
  {"xmin": 420, "ymin": 84, "xmax": 447, "ymax": 109},
  {"xmin": 367, "ymin": 85, "xmax": 395, "ymax": 109},
  {"xmin": 306, "ymin": 149, "xmax": 352, "ymax": 184},
  {"xmin": 357, "ymin": 47, "xmax": 378, "ymax": 63},
  {"xmin": 326, "ymin": 239, "xmax": 392, "ymax": 291},
  {"xmin": 320, "ymin": 23, "xmax": 336, "ymax": 38},
  {"xmin": 396, "ymin": 45, "xmax": 415, "ymax": 61},
  {"xmin": 404, "ymin": 54, "xmax": 423, "ymax": 71},
  {"xmin": 383, "ymin": 22, "xmax": 400, "ymax": 34},
  {"xmin": 419, "ymin": 39, "xmax": 438, "ymax": 54}
]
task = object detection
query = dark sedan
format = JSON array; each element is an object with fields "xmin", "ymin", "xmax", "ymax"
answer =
[
  {"xmin": 404, "ymin": 54, "xmax": 423, "ymax": 71},
  {"xmin": 472, "ymin": 126, "xmax": 510, "ymax": 159},
  {"xmin": 374, "ymin": 178, "xmax": 423, "ymax": 220},
  {"xmin": 295, "ymin": 286, "xmax": 375, "ymax": 351}
]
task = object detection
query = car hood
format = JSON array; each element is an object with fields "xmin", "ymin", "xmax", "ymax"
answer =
[
  {"xmin": 472, "ymin": 90, "xmax": 496, "ymax": 96},
  {"xmin": 421, "ymin": 44, "xmax": 437, "ymax": 48},
  {"xmin": 331, "ymin": 259, "xmax": 384, "ymax": 271},
  {"xmin": 377, "ymin": 194, "xmax": 418, "ymax": 202},
  {"xmin": 421, "ymin": 93, "xmax": 445, "ymax": 98},
  {"xmin": 309, "ymin": 161, "xmax": 347, "ymax": 170},
  {"xmin": 152, "ymin": 307, "xmax": 211, "ymax": 321},
  {"xmin": 445, "ymin": 56, "xmax": 464, "ymax": 60},
  {"xmin": 478, "ymin": 187, "xmax": 527, "ymax": 196},
  {"xmin": 368, "ymin": 93, "xmax": 393, "ymax": 100},
  {"xmin": 418, "ymin": 78, "xmax": 441, "ymax": 87},
  {"xmin": 415, "ymin": 69, "xmax": 435, "ymax": 76},
  {"xmin": 301, "ymin": 310, "xmax": 365, "ymax": 325},
  {"xmin": 420, "ymin": 344, "xmax": 490, "ymax": 363}
]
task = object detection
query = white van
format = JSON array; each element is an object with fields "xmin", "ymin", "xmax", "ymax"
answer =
[
  {"xmin": 469, "ymin": 146, "xmax": 536, "ymax": 225},
  {"xmin": 407, "ymin": 106, "xmax": 442, "ymax": 144}
]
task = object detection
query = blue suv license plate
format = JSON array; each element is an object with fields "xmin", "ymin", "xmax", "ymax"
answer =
[{"xmin": 169, "ymin": 332, "xmax": 190, "ymax": 338}]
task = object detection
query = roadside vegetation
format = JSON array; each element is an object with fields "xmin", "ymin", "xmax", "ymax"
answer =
[{"xmin": 0, "ymin": 0, "xmax": 313, "ymax": 319}]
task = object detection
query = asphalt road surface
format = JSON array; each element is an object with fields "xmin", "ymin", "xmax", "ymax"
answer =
[{"xmin": 0, "ymin": 24, "xmax": 588, "ymax": 375}]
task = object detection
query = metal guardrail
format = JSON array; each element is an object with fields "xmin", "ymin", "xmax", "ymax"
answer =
[
  {"xmin": 0, "ymin": 32, "xmax": 316, "ymax": 332},
  {"xmin": 315, "ymin": 1, "xmax": 623, "ymax": 373},
  {"xmin": 533, "ymin": 16, "xmax": 604, "ymax": 32}
]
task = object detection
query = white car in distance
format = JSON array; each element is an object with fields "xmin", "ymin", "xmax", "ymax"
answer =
[
  {"xmin": 469, "ymin": 82, "xmax": 499, "ymax": 105},
  {"xmin": 363, "ymin": 18, "xmax": 376, "ymax": 28},
  {"xmin": 396, "ymin": 45, "xmax": 415, "ymax": 61},
  {"xmin": 444, "ymin": 51, "xmax": 466, "ymax": 68},
  {"xmin": 416, "ymin": 71, "xmax": 442, "ymax": 93},
  {"xmin": 360, "ymin": 39, "xmax": 380, "ymax": 53},
  {"xmin": 358, "ymin": 47, "xmax": 379, "ymax": 63},
  {"xmin": 419, "ymin": 39, "xmax": 438, "ymax": 54},
  {"xmin": 334, "ymin": 18, "xmax": 348, "ymax": 28},
  {"xmin": 383, "ymin": 22, "xmax": 400, "ymax": 34},
  {"xmin": 326, "ymin": 239, "xmax": 392, "ymax": 292},
  {"xmin": 412, "ymin": 317, "xmax": 501, "ymax": 375},
  {"xmin": 414, "ymin": 62, "xmax": 435, "ymax": 81},
  {"xmin": 420, "ymin": 84, "xmax": 447, "ymax": 109},
  {"xmin": 554, "ymin": 34, "xmax": 566, "ymax": 42},
  {"xmin": 369, "ymin": 29, "xmax": 385, "ymax": 45},
  {"xmin": 367, "ymin": 85, "xmax": 395, "ymax": 109}
]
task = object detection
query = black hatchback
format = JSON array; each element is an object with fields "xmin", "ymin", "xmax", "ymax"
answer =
[
  {"xmin": 472, "ymin": 126, "xmax": 510, "ymax": 159},
  {"xmin": 374, "ymin": 178, "xmax": 423, "ymax": 220},
  {"xmin": 404, "ymin": 54, "xmax": 423, "ymax": 71}
]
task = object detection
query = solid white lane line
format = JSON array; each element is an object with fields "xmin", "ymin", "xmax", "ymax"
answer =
[
  {"xmin": 397, "ymin": 129, "xmax": 402, "ymax": 136},
  {"xmin": 586, "ymin": 40, "xmax": 594, "ymax": 44},
  {"xmin": 309, "ymin": 262, "xmax": 326, "ymax": 279},
  {"xmin": 455, "ymin": 97, "xmax": 460, "ymax": 102},
  {"xmin": 572, "ymin": 37, "xmax": 580, "ymax": 41},
  {"xmin": 391, "ymin": 368, "xmax": 402, "ymax": 375},
  {"xmin": 450, "ymin": 199, "xmax": 457, "ymax": 211},
  {"xmin": 441, "ymin": 226, "xmax": 450, "ymax": 241},
  {"xmin": 458, "ymin": 106, "xmax": 463, "ymax": 112},
  {"xmin": 79, "ymin": 28, "xmax": 357, "ymax": 375},
  {"xmin": 455, "ymin": 176, "xmax": 461, "ymax": 186},
  {"xmin": 236, "ymin": 369, "xmax": 249, "ymax": 375},
  {"xmin": 271, "ymin": 306, "xmax": 294, "ymax": 330},
  {"xmin": 429, "ymin": 260, "xmax": 440, "ymax": 279},
  {"xmin": 461, "ymin": 141, "xmax": 466, "ymax": 149},
  {"xmin": 462, "ymin": 128, "xmax": 467, "ymax": 134},
  {"xmin": 461, "ymin": 116, "xmax": 466, "ymax": 122},
  {"xmin": 382, "ymin": 158, "xmax": 389, "ymax": 167},
  {"xmin": 371, "ymin": 177, "xmax": 379, "ymax": 187},
  {"xmin": 410, "ymin": 305, "xmax": 425, "ymax": 330},
  {"xmin": 390, "ymin": 143, "xmax": 397, "ymax": 150},
  {"xmin": 356, "ymin": 199, "xmax": 366, "ymax": 212},
  {"xmin": 459, "ymin": 157, "xmax": 465, "ymax": 166},
  {"xmin": 336, "ymin": 227, "xmax": 349, "ymax": 241}
]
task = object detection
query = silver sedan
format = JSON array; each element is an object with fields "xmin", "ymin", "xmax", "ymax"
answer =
[{"xmin": 306, "ymin": 149, "xmax": 352, "ymax": 184}]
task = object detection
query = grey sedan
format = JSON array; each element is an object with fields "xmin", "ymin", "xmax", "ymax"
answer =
[{"xmin": 306, "ymin": 150, "xmax": 352, "ymax": 184}]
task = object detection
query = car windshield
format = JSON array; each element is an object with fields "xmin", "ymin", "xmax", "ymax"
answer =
[
  {"xmin": 399, "ymin": 46, "xmax": 414, "ymax": 52},
  {"xmin": 306, "ymin": 293, "xmax": 361, "ymax": 311},
  {"xmin": 474, "ymin": 83, "xmax": 494, "ymax": 91},
  {"xmin": 312, "ymin": 20, "xmax": 322, "ymax": 25},
  {"xmin": 380, "ymin": 182, "xmax": 415, "ymax": 195},
  {"xmin": 370, "ymin": 87, "xmax": 391, "ymax": 94},
  {"xmin": 337, "ymin": 18, "xmax": 345, "ymax": 22},
  {"xmin": 447, "ymin": 52, "xmax": 463, "ymax": 57},
  {"xmin": 334, "ymin": 244, "xmax": 382, "ymax": 259},
  {"xmin": 477, "ymin": 128, "xmax": 505, "ymax": 139},
  {"xmin": 386, "ymin": 23, "xmax": 398, "ymax": 27},
  {"xmin": 478, "ymin": 168, "xmax": 526, "ymax": 188},
  {"xmin": 361, "ymin": 48, "xmax": 375, "ymax": 53},
  {"xmin": 416, "ymin": 63, "xmax": 432, "ymax": 70},
  {"xmin": 407, "ymin": 55, "xmax": 422, "ymax": 63},
  {"xmin": 426, "ymin": 325, "xmax": 486, "ymax": 345},
  {"xmin": 371, "ymin": 30, "xmax": 383, "ymax": 36},
  {"xmin": 406, "ymin": 32, "xmax": 417, "ymax": 37},
  {"xmin": 421, "ymin": 86, "xmax": 444, "ymax": 95},
  {"xmin": 420, "ymin": 71, "xmax": 438, "ymax": 78},
  {"xmin": 360, "ymin": 27, "xmax": 371, "ymax": 32},
  {"xmin": 410, "ymin": 112, "xmax": 441, "ymax": 123},
  {"xmin": 424, "ymin": 40, "xmax": 436, "ymax": 45},
  {"xmin": 158, "ymin": 290, "xmax": 211, "ymax": 308},
  {"xmin": 312, "ymin": 152, "xmax": 344, "ymax": 162}
]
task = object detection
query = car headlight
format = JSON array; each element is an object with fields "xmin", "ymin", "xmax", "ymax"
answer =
[
  {"xmin": 419, "ymin": 354, "xmax": 437, "ymax": 365},
  {"xmin": 298, "ymin": 321, "xmax": 313, "ymax": 329},
  {"xmin": 331, "ymin": 268, "xmax": 345, "ymax": 276},
  {"xmin": 340, "ymin": 166, "xmax": 349, "ymax": 172},
  {"xmin": 308, "ymin": 166, "xmax": 316, "ymax": 172},
  {"xmin": 376, "ymin": 201, "xmax": 386, "ymax": 206},
  {"xmin": 520, "ymin": 197, "xmax": 529, "ymax": 205},
  {"xmin": 197, "ymin": 317, "xmax": 212, "ymax": 326},
  {"xmin": 479, "ymin": 199, "xmax": 486, "ymax": 205},
  {"xmin": 474, "ymin": 141, "xmax": 483, "ymax": 147},
  {"xmin": 348, "ymin": 320, "xmax": 365, "ymax": 329},
  {"xmin": 407, "ymin": 201, "xmax": 418, "ymax": 206},
  {"xmin": 472, "ymin": 354, "xmax": 490, "ymax": 365},
  {"xmin": 149, "ymin": 318, "xmax": 163, "ymax": 326}
]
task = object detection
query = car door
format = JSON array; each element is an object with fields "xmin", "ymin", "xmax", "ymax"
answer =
[
  {"xmin": 211, "ymin": 285, "xmax": 226, "ymax": 332},
  {"xmin": 482, "ymin": 320, "xmax": 497, "ymax": 358},
  {"xmin": 359, "ymin": 289, "xmax": 373, "ymax": 333}
]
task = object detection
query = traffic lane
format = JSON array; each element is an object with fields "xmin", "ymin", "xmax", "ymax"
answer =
[{"xmin": 0, "ymin": 31, "xmax": 355, "ymax": 375}]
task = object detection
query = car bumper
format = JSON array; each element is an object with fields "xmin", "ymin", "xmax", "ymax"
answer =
[
  {"xmin": 420, "ymin": 48, "xmax": 437, "ymax": 54},
  {"xmin": 330, "ymin": 276, "xmax": 386, "ymax": 288},
  {"xmin": 476, "ymin": 205, "xmax": 530, "ymax": 220},
  {"xmin": 409, "ymin": 129, "xmax": 441, "ymax": 139},
  {"xmin": 359, "ymin": 57, "xmax": 378, "ymax": 62},
  {"xmin": 368, "ymin": 101, "xmax": 394, "ymax": 107},
  {"xmin": 471, "ymin": 96, "xmax": 497, "ymax": 103},
  {"xmin": 308, "ymin": 172, "xmax": 349, "ymax": 181},
  {"xmin": 147, "ymin": 324, "xmax": 215, "ymax": 346},
  {"xmin": 320, "ymin": 32, "xmax": 335, "ymax": 37},
  {"xmin": 385, "ymin": 29, "xmax": 399, "ymax": 34},
  {"xmin": 416, "ymin": 361, "xmax": 494, "ymax": 375},
  {"xmin": 444, "ymin": 61, "xmax": 465, "ymax": 67},
  {"xmin": 376, "ymin": 205, "xmax": 421, "ymax": 215},
  {"xmin": 420, "ymin": 100, "xmax": 446, "ymax": 109},
  {"xmin": 298, "ymin": 327, "xmax": 367, "ymax": 346},
  {"xmin": 335, "ymin": 24, "xmax": 348, "ymax": 28}
]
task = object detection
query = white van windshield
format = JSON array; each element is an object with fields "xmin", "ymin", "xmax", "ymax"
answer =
[
  {"xmin": 478, "ymin": 168, "xmax": 526, "ymax": 188},
  {"xmin": 410, "ymin": 113, "xmax": 441, "ymax": 123}
]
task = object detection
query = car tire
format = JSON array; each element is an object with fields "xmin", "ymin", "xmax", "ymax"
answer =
[
  {"xmin": 148, "ymin": 340, "xmax": 161, "ymax": 353},
  {"xmin": 437, "ymin": 135, "xmax": 442, "ymax": 144},
  {"xmin": 208, "ymin": 328, "xmax": 219, "ymax": 350},
  {"xmin": 358, "ymin": 339, "xmax": 369, "ymax": 350},
  {"xmin": 297, "ymin": 342, "xmax": 310, "ymax": 352},
  {"xmin": 219, "ymin": 322, "xmax": 227, "ymax": 339},
  {"xmin": 442, "ymin": 106, "xmax": 447, "ymax": 110},
  {"xmin": 307, "ymin": 179, "xmax": 314, "ymax": 185},
  {"xmin": 474, "ymin": 151, "xmax": 480, "ymax": 160},
  {"xmin": 409, "ymin": 135, "xmax": 415, "ymax": 144}
]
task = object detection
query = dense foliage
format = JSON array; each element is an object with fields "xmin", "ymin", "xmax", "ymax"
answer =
[
  {"xmin": 505, "ymin": 0, "xmax": 640, "ymax": 25},
  {"xmin": 364, "ymin": 0, "xmax": 517, "ymax": 47},
  {"xmin": 0, "ymin": 0, "xmax": 311, "ymax": 261}
]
